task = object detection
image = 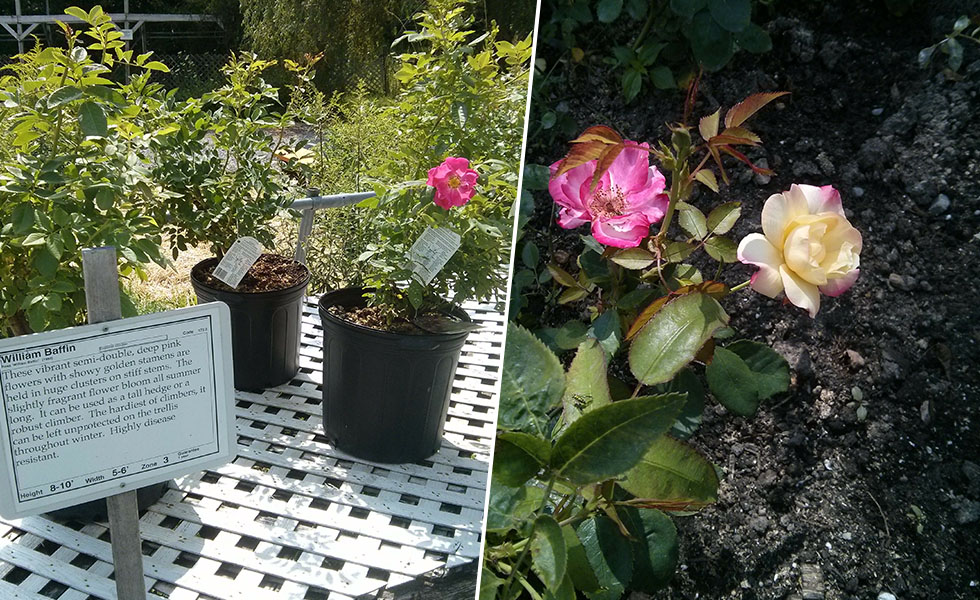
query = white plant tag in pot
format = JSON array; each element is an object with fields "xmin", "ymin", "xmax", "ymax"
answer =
[
  {"xmin": 408, "ymin": 227, "xmax": 461, "ymax": 286},
  {"xmin": 213, "ymin": 236, "xmax": 263, "ymax": 288}
]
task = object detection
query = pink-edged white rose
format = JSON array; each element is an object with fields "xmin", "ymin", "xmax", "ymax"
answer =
[
  {"xmin": 548, "ymin": 142, "xmax": 669, "ymax": 248},
  {"xmin": 737, "ymin": 184, "xmax": 862, "ymax": 317},
  {"xmin": 427, "ymin": 157, "xmax": 479, "ymax": 209}
]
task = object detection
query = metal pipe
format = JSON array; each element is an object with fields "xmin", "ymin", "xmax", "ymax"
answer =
[{"xmin": 289, "ymin": 191, "xmax": 376, "ymax": 211}]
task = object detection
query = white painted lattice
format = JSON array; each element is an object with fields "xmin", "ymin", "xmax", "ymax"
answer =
[{"xmin": 0, "ymin": 298, "xmax": 503, "ymax": 599}]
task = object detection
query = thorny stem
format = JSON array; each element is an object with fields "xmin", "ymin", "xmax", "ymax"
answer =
[{"xmin": 501, "ymin": 476, "xmax": 556, "ymax": 599}]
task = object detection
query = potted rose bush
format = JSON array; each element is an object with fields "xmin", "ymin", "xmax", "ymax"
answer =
[
  {"xmin": 483, "ymin": 89, "xmax": 863, "ymax": 598},
  {"xmin": 316, "ymin": 0, "xmax": 531, "ymax": 463},
  {"xmin": 150, "ymin": 53, "xmax": 310, "ymax": 391}
]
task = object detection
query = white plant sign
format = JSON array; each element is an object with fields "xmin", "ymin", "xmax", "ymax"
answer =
[{"xmin": 0, "ymin": 303, "xmax": 236, "ymax": 518}]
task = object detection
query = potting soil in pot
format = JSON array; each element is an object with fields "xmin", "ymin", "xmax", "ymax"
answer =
[{"xmin": 192, "ymin": 253, "xmax": 308, "ymax": 293}]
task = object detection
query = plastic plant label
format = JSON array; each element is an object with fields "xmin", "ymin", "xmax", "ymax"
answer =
[
  {"xmin": 212, "ymin": 236, "xmax": 263, "ymax": 288},
  {"xmin": 408, "ymin": 227, "xmax": 461, "ymax": 286}
]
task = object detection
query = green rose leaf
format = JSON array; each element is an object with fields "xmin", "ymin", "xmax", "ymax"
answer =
[
  {"xmin": 575, "ymin": 516, "xmax": 633, "ymax": 600},
  {"xmin": 562, "ymin": 525, "xmax": 601, "ymax": 592},
  {"xmin": 485, "ymin": 483, "xmax": 547, "ymax": 533},
  {"xmin": 597, "ymin": 0, "xmax": 624, "ymax": 23},
  {"xmin": 47, "ymin": 85, "xmax": 83, "ymax": 108},
  {"xmin": 524, "ymin": 163, "xmax": 551, "ymax": 190},
  {"xmin": 706, "ymin": 201, "xmax": 741, "ymax": 234},
  {"xmin": 32, "ymin": 247, "xmax": 59, "ymax": 278},
  {"xmin": 670, "ymin": 0, "xmax": 707, "ymax": 19},
  {"xmin": 589, "ymin": 309, "xmax": 621, "ymax": 357},
  {"xmin": 655, "ymin": 368, "xmax": 705, "ymax": 440},
  {"xmin": 499, "ymin": 323, "xmax": 565, "ymax": 436},
  {"xmin": 651, "ymin": 65, "xmax": 676, "ymax": 90},
  {"xmin": 689, "ymin": 10, "xmax": 734, "ymax": 71},
  {"xmin": 678, "ymin": 203, "xmax": 708, "ymax": 239},
  {"xmin": 622, "ymin": 507, "xmax": 679, "ymax": 593},
  {"xmin": 479, "ymin": 568, "xmax": 503, "ymax": 600},
  {"xmin": 704, "ymin": 236, "xmax": 737, "ymax": 262},
  {"xmin": 492, "ymin": 432, "xmax": 551, "ymax": 487},
  {"xmin": 734, "ymin": 23, "xmax": 773, "ymax": 53},
  {"xmin": 544, "ymin": 573, "xmax": 576, "ymax": 600},
  {"xmin": 79, "ymin": 101, "xmax": 108, "ymax": 137},
  {"xmin": 531, "ymin": 515, "xmax": 567, "ymax": 589},
  {"xmin": 610, "ymin": 247, "xmax": 656, "ymax": 270},
  {"xmin": 22, "ymin": 232, "xmax": 47, "ymax": 247},
  {"xmin": 551, "ymin": 393, "xmax": 686, "ymax": 484},
  {"xmin": 11, "ymin": 203, "xmax": 35, "ymax": 234},
  {"xmin": 620, "ymin": 435, "xmax": 720, "ymax": 504},
  {"xmin": 708, "ymin": 0, "xmax": 751, "ymax": 32},
  {"xmin": 706, "ymin": 340, "xmax": 789, "ymax": 416},
  {"xmin": 561, "ymin": 338, "xmax": 612, "ymax": 428},
  {"xmin": 629, "ymin": 292, "xmax": 729, "ymax": 385},
  {"xmin": 622, "ymin": 69, "xmax": 642, "ymax": 103}
]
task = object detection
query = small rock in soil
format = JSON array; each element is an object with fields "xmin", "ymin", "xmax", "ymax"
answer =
[
  {"xmin": 753, "ymin": 157, "xmax": 772, "ymax": 185},
  {"xmin": 846, "ymin": 350, "xmax": 866, "ymax": 368},
  {"xmin": 774, "ymin": 341, "xmax": 814, "ymax": 379},
  {"xmin": 852, "ymin": 186, "xmax": 865, "ymax": 197},
  {"xmin": 920, "ymin": 399, "xmax": 934, "ymax": 425},
  {"xmin": 963, "ymin": 461, "xmax": 980, "ymax": 497},
  {"xmin": 871, "ymin": 107, "xmax": 884, "ymax": 116},
  {"xmin": 878, "ymin": 593, "xmax": 897, "ymax": 600},
  {"xmin": 956, "ymin": 500, "xmax": 980, "ymax": 525},
  {"xmin": 929, "ymin": 193, "xmax": 951, "ymax": 215}
]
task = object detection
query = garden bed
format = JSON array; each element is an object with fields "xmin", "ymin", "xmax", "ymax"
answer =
[{"xmin": 521, "ymin": 1, "xmax": 979, "ymax": 598}]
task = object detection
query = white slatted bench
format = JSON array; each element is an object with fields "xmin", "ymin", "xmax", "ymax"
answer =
[{"xmin": 0, "ymin": 297, "xmax": 502, "ymax": 600}]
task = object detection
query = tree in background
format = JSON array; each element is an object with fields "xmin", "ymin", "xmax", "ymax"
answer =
[{"xmin": 240, "ymin": 0, "xmax": 535, "ymax": 93}]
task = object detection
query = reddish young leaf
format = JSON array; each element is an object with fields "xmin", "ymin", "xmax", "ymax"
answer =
[
  {"xmin": 724, "ymin": 91, "xmax": 789, "ymax": 129},
  {"xmin": 720, "ymin": 126, "xmax": 762, "ymax": 144},
  {"xmin": 683, "ymin": 70, "xmax": 702, "ymax": 125},
  {"xmin": 720, "ymin": 146, "xmax": 774, "ymax": 175},
  {"xmin": 555, "ymin": 140, "xmax": 608, "ymax": 177},
  {"xmin": 698, "ymin": 109, "xmax": 720, "ymax": 141},
  {"xmin": 709, "ymin": 134, "xmax": 760, "ymax": 147},
  {"xmin": 695, "ymin": 280, "xmax": 729, "ymax": 299},
  {"xmin": 708, "ymin": 145, "xmax": 729, "ymax": 185},
  {"xmin": 625, "ymin": 295, "xmax": 671, "ymax": 341},
  {"xmin": 570, "ymin": 125, "xmax": 623, "ymax": 145},
  {"xmin": 591, "ymin": 143, "xmax": 625, "ymax": 191},
  {"xmin": 694, "ymin": 338, "xmax": 715, "ymax": 365}
]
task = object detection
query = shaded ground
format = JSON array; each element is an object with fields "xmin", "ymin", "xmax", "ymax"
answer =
[{"xmin": 520, "ymin": 2, "xmax": 980, "ymax": 598}]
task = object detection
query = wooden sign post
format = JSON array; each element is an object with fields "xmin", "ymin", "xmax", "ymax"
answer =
[
  {"xmin": 0, "ymin": 247, "xmax": 236, "ymax": 599},
  {"xmin": 83, "ymin": 247, "xmax": 146, "ymax": 600}
]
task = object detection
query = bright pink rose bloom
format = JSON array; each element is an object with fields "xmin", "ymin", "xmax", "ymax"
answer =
[
  {"xmin": 737, "ymin": 184, "xmax": 862, "ymax": 317},
  {"xmin": 427, "ymin": 157, "xmax": 479, "ymax": 209},
  {"xmin": 548, "ymin": 142, "xmax": 669, "ymax": 248}
]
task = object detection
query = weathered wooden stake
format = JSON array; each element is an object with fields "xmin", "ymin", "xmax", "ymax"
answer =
[{"xmin": 81, "ymin": 247, "xmax": 147, "ymax": 600}]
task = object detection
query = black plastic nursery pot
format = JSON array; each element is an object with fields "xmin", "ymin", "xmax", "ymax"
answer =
[
  {"xmin": 191, "ymin": 256, "xmax": 311, "ymax": 391},
  {"xmin": 318, "ymin": 287, "xmax": 472, "ymax": 464}
]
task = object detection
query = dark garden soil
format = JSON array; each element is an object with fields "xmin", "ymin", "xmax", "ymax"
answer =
[
  {"xmin": 523, "ymin": 1, "xmax": 980, "ymax": 598},
  {"xmin": 328, "ymin": 304, "xmax": 468, "ymax": 335},
  {"xmin": 193, "ymin": 253, "xmax": 308, "ymax": 292}
]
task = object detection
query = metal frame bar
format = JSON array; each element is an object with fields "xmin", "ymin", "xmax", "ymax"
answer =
[{"xmin": 289, "ymin": 190, "xmax": 377, "ymax": 263}]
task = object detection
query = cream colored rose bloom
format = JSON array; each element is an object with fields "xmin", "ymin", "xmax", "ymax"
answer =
[{"xmin": 737, "ymin": 184, "xmax": 862, "ymax": 317}]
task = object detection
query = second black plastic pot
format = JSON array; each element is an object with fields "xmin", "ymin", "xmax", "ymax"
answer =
[
  {"xmin": 318, "ymin": 287, "xmax": 472, "ymax": 463},
  {"xmin": 191, "ymin": 256, "xmax": 310, "ymax": 391}
]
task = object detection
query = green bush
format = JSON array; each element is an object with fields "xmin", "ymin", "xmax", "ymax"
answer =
[
  {"xmin": 149, "ymin": 52, "xmax": 297, "ymax": 258},
  {"xmin": 0, "ymin": 6, "xmax": 170, "ymax": 335},
  {"xmin": 282, "ymin": 75, "xmax": 400, "ymax": 292}
]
